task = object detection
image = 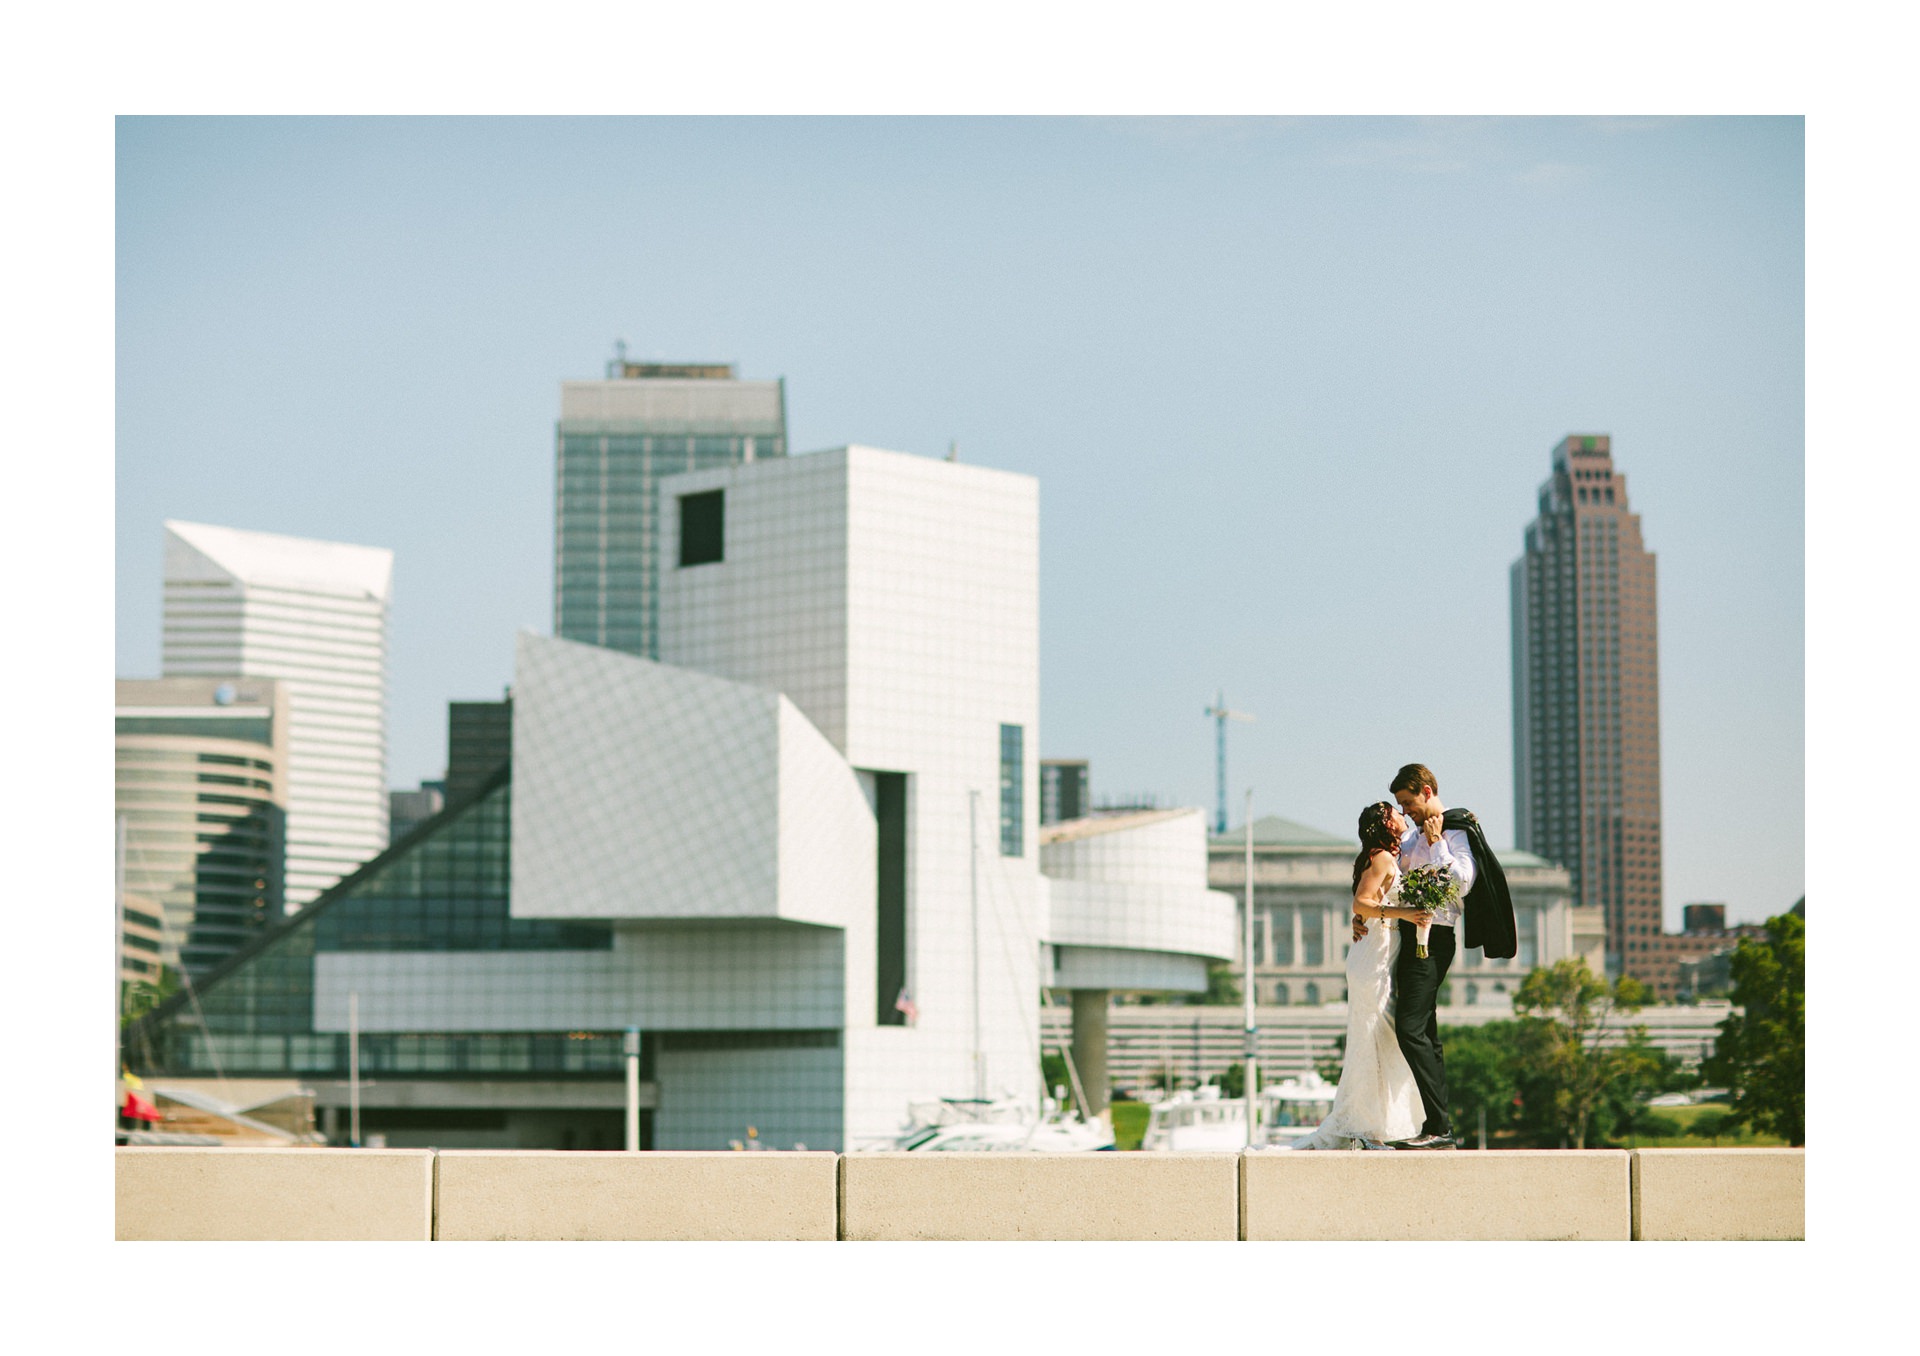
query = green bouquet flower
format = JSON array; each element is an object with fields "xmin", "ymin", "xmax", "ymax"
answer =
[{"xmin": 1396, "ymin": 862, "xmax": 1460, "ymax": 959}]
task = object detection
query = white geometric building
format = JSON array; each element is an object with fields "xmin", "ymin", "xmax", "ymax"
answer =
[
  {"xmin": 161, "ymin": 520, "xmax": 394, "ymax": 910},
  {"xmin": 1041, "ymin": 808, "xmax": 1239, "ymax": 1114},
  {"xmin": 501, "ymin": 445, "xmax": 1237, "ymax": 1148}
]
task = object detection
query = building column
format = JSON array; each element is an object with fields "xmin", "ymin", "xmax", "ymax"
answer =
[{"xmin": 1070, "ymin": 989, "xmax": 1111, "ymax": 1120}]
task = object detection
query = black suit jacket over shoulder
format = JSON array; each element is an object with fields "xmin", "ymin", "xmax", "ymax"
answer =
[{"xmin": 1442, "ymin": 807, "xmax": 1517, "ymax": 960}]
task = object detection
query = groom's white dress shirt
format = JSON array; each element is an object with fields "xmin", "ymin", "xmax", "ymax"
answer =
[{"xmin": 1398, "ymin": 824, "xmax": 1476, "ymax": 929}]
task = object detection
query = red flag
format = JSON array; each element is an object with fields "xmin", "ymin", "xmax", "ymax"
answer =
[{"xmin": 122, "ymin": 1091, "xmax": 162, "ymax": 1122}]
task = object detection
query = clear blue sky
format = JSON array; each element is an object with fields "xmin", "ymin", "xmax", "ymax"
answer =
[{"xmin": 114, "ymin": 115, "xmax": 1803, "ymax": 925}]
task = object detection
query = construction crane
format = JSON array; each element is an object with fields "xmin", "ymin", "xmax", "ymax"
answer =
[{"xmin": 1204, "ymin": 690, "xmax": 1255, "ymax": 834}]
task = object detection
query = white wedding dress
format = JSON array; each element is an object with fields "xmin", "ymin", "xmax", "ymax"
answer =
[{"xmin": 1279, "ymin": 865, "xmax": 1425, "ymax": 1150}]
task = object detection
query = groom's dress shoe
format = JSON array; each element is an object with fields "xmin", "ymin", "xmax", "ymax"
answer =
[{"xmin": 1393, "ymin": 1132, "xmax": 1457, "ymax": 1150}]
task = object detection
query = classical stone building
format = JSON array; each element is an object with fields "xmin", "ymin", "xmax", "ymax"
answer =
[{"xmin": 1204, "ymin": 815, "xmax": 1602, "ymax": 1008}]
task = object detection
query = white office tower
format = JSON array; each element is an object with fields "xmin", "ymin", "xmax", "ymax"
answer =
[
  {"xmin": 162, "ymin": 521, "xmax": 394, "ymax": 910},
  {"xmin": 658, "ymin": 445, "xmax": 1048, "ymax": 1147}
]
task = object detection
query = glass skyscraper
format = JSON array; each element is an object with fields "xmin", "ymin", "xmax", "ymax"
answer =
[
  {"xmin": 1511, "ymin": 434, "xmax": 1672, "ymax": 996},
  {"xmin": 121, "ymin": 769, "xmax": 633, "ymax": 1147},
  {"xmin": 553, "ymin": 360, "xmax": 786, "ymax": 657}
]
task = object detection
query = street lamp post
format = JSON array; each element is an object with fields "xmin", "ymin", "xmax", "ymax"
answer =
[
  {"xmin": 625, "ymin": 1027, "xmax": 641, "ymax": 1150},
  {"xmin": 1243, "ymin": 789, "xmax": 1258, "ymax": 1147}
]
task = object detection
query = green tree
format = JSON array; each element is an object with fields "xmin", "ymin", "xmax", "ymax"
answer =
[
  {"xmin": 1600, "ymin": 1038, "xmax": 1694, "ymax": 1146},
  {"xmin": 1440, "ymin": 1020, "xmax": 1524, "ymax": 1147},
  {"xmin": 120, "ymin": 967, "xmax": 180, "ymax": 1025},
  {"xmin": 1701, "ymin": 911, "xmax": 1805, "ymax": 1145},
  {"xmin": 1510, "ymin": 959, "xmax": 1658, "ymax": 1148},
  {"xmin": 1041, "ymin": 1051, "xmax": 1071, "ymax": 1099},
  {"xmin": 1314, "ymin": 1033, "xmax": 1346, "ymax": 1085},
  {"xmin": 1204, "ymin": 959, "xmax": 1241, "ymax": 1005}
]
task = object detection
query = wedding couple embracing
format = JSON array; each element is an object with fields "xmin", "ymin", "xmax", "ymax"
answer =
[{"xmin": 1279, "ymin": 762, "xmax": 1517, "ymax": 1151}]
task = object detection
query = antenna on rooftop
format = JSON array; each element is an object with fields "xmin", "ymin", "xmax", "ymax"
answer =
[
  {"xmin": 1204, "ymin": 690, "xmax": 1256, "ymax": 835},
  {"xmin": 607, "ymin": 338, "xmax": 629, "ymax": 379},
  {"xmin": 946, "ymin": 439, "xmax": 958, "ymax": 462}
]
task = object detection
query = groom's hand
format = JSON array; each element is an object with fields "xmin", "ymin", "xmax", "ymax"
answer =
[
  {"xmin": 1421, "ymin": 813, "xmax": 1444, "ymax": 844},
  {"xmin": 1352, "ymin": 915, "xmax": 1367, "ymax": 942}
]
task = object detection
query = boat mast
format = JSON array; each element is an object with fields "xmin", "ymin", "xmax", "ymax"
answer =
[
  {"xmin": 969, "ymin": 789, "xmax": 984, "ymax": 1101},
  {"xmin": 1243, "ymin": 789, "xmax": 1259, "ymax": 1147}
]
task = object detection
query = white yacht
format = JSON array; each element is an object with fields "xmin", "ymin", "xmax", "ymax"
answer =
[
  {"xmin": 858, "ymin": 1094, "xmax": 1115, "ymax": 1152},
  {"xmin": 1140, "ymin": 1071, "xmax": 1337, "ymax": 1151},
  {"xmin": 1259, "ymin": 1070, "xmax": 1337, "ymax": 1144}
]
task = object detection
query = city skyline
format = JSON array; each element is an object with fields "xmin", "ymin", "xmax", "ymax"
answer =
[{"xmin": 114, "ymin": 116, "xmax": 1804, "ymax": 925}]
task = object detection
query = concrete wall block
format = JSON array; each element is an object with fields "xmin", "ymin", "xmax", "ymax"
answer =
[
  {"xmin": 1242, "ymin": 1149, "xmax": 1631, "ymax": 1240},
  {"xmin": 840, "ymin": 1152, "xmax": 1238, "ymax": 1240},
  {"xmin": 1632, "ymin": 1148, "xmax": 1805, "ymax": 1240},
  {"xmin": 115, "ymin": 1147, "xmax": 434, "ymax": 1241},
  {"xmin": 433, "ymin": 1150, "xmax": 838, "ymax": 1240}
]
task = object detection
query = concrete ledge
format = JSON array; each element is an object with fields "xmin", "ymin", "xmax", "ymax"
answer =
[
  {"xmin": 433, "ymin": 1150, "xmax": 838, "ymax": 1240},
  {"xmin": 1632, "ymin": 1148, "xmax": 1804, "ymax": 1240},
  {"xmin": 112, "ymin": 1146, "xmax": 1802, "ymax": 1242},
  {"xmin": 116, "ymin": 1147, "xmax": 434, "ymax": 1241},
  {"xmin": 840, "ymin": 1152, "xmax": 1238, "ymax": 1240},
  {"xmin": 1242, "ymin": 1149, "xmax": 1630, "ymax": 1240}
]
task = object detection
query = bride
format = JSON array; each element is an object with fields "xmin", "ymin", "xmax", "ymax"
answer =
[{"xmin": 1277, "ymin": 801, "xmax": 1435, "ymax": 1150}]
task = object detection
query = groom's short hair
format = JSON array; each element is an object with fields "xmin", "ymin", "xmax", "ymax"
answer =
[{"xmin": 1390, "ymin": 763, "xmax": 1437, "ymax": 795}]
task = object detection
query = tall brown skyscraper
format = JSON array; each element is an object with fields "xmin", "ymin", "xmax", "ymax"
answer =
[{"xmin": 1511, "ymin": 435, "xmax": 1678, "ymax": 997}]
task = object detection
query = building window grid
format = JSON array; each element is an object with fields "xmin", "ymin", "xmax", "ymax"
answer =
[{"xmin": 999, "ymin": 724, "xmax": 1024, "ymax": 856}]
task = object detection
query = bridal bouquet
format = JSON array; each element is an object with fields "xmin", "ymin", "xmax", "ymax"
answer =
[{"xmin": 1396, "ymin": 863, "xmax": 1461, "ymax": 959}]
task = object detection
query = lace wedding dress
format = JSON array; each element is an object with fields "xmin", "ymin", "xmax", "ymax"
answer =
[{"xmin": 1280, "ymin": 866, "xmax": 1425, "ymax": 1150}]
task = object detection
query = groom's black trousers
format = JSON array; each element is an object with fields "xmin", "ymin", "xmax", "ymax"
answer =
[{"xmin": 1394, "ymin": 920, "xmax": 1456, "ymax": 1136}]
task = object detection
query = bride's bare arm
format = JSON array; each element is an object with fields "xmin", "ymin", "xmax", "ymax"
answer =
[{"xmin": 1352, "ymin": 852, "xmax": 1394, "ymax": 919}]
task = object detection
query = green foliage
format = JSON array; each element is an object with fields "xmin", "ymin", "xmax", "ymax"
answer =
[
  {"xmin": 120, "ymin": 967, "xmax": 181, "ymax": 1026},
  {"xmin": 1701, "ymin": 911, "xmax": 1805, "ymax": 1145},
  {"xmin": 1603, "ymin": 1103, "xmax": 1784, "ymax": 1148},
  {"xmin": 1110, "ymin": 1100, "xmax": 1152, "ymax": 1150},
  {"xmin": 1439, "ymin": 1020, "xmax": 1525, "ymax": 1145},
  {"xmin": 1506, "ymin": 959, "xmax": 1672, "ymax": 1148},
  {"xmin": 1213, "ymin": 1061, "xmax": 1246, "ymax": 1099},
  {"xmin": 1314, "ymin": 1033, "xmax": 1346, "ymax": 1085},
  {"xmin": 1688, "ymin": 1109, "xmax": 1733, "ymax": 1140},
  {"xmin": 1041, "ymin": 1051, "xmax": 1070, "ymax": 1099},
  {"xmin": 1204, "ymin": 959, "xmax": 1241, "ymax": 1006},
  {"xmin": 1631, "ymin": 1111, "xmax": 1683, "ymax": 1139}
]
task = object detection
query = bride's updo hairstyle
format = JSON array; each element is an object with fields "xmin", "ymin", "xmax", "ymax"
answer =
[{"xmin": 1352, "ymin": 801, "xmax": 1399, "ymax": 891}]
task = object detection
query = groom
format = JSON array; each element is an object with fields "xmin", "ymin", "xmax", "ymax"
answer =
[{"xmin": 1373, "ymin": 762, "xmax": 1517, "ymax": 1150}]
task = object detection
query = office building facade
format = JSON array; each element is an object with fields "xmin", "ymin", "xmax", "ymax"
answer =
[
  {"xmin": 1510, "ymin": 435, "xmax": 1675, "ymax": 994},
  {"xmin": 1040, "ymin": 759, "xmax": 1089, "ymax": 825},
  {"xmin": 445, "ymin": 698, "xmax": 512, "ymax": 803},
  {"xmin": 116, "ymin": 676, "xmax": 288, "ymax": 977},
  {"xmin": 162, "ymin": 520, "xmax": 394, "ymax": 910},
  {"xmin": 554, "ymin": 361, "xmax": 786, "ymax": 658}
]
